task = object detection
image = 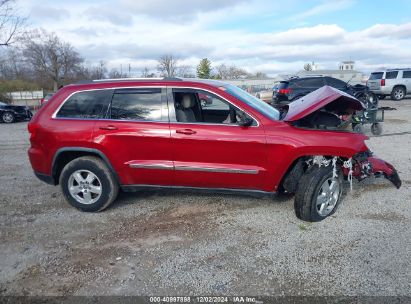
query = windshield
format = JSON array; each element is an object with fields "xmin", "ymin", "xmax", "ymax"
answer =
[{"xmin": 224, "ymin": 84, "xmax": 280, "ymax": 121}]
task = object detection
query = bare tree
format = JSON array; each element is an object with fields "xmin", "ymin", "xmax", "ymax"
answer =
[
  {"xmin": 23, "ymin": 29, "xmax": 84, "ymax": 91},
  {"xmin": 0, "ymin": 0, "xmax": 26, "ymax": 47},
  {"xmin": 227, "ymin": 65, "xmax": 248, "ymax": 79},
  {"xmin": 304, "ymin": 63, "xmax": 313, "ymax": 71},
  {"xmin": 108, "ymin": 68, "xmax": 122, "ymax": 79},
  {"xmin": 140, "ymin": 67, "xmax": 156, "ymax": 78},
  {"xmin": 215, "ymin": 64, "xmax": 229, "ymax": 79},
  {"xmin": 177, "ymin": 65, "xmax": 194, "ymax": 78},
  {"xmin": 157, "ymin": 55, "xmax": 178, "ymax": 77}
]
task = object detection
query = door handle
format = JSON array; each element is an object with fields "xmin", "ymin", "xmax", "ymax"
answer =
[
  {"xmin": 176, "ymin": 128, "xmax": 196, "ymax": 135},
  {"xmin": 99, "ymin": 125, "xmax": 118, "ymax": 130}
]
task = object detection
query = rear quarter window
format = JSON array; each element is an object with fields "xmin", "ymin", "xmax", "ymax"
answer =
[
  {"xmin": 56, "ymin": 90, "xmax": 113, "ymax": 118},
  {"xmin": 369, "ymin": 72, "xmax": 383, "ymax": 80}
]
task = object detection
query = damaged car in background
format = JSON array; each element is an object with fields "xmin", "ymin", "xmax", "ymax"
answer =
[{"xmin": 28, "ymin": 79, "xmax": 401, "ymax": 222}]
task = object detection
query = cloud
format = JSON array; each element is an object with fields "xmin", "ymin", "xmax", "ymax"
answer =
[
  {"xmin": 290, "ymin": 0, "xmax": 354, "ymax": 21},
  {"xmin": 30, "ymin": 6, "xmax": 71, "ymax": 21},
  {"xmin": 361, "ymin": 23, "xmax": 411, "ymax": 39}
]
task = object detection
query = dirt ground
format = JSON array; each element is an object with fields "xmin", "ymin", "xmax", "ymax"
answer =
[{"xmin": 0, "ymin": 99, "xmax": 410, "ymax": 296}]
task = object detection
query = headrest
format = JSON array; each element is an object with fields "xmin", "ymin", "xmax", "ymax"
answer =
[{"xmin": 181, "ymin": 94, "xmax": 195, "ymax": 109}]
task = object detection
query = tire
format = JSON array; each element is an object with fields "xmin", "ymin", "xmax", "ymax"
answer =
[
  {"xmin": 391, "ymin": 86, "xmax": 406, "ymax": 101},
  {"xmin": 59, "ymin": 156, "xmax": 119, "ymax": 212},
  {"xmin": 294, "ymin": 165, "xmax": 343, "ymax": 222},
  {"xmin": 352, "ymin": 123, "xmax": 364, "ymax": 134},
  {"xmin": 371, "ymin": 122, "xmax": 383, "ymax": 135},
  {"xmin": 2, "ymin": 112, "xmax": 15, "ymax": 123},
  {"xmin": 378, "ymin": 95, "xmax": 386, "ymax": 100}
]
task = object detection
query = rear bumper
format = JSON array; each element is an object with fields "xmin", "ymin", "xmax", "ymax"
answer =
[
  {"xmin": 369, "ymin": 87, "xmax": 392, "ymax": 95},
  {"xmin": 34, "ymin": 172, "xmax": 55, "ymax": 185}
]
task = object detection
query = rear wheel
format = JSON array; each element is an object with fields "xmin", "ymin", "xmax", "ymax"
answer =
[
  {"xmin": 391, "ymin": 86, "xmax": 406, "ymax": 101},
  {"xmin": 2, "ymin": 112, "xmax": 15, "ymax": 123},
  {"xmin": 294, "ymin": 165, "xmax": 343, "ymax": 222},
  {"xmin": 371, "ymin": 122, "xmax": 383, "ymax": 135},
  {"xmin": 352, "ymin": 123, "xmax": 364, "ymax": 134},
  {"xmin": 60, "ymin": 156, "xmax": 119, "ymax": 212}
]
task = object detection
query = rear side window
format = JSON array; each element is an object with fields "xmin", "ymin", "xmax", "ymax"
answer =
[
  {"xmin": 402, "ymin": 71, "xmax": 411, "ymax": 78},
  {"xmin": 110, "ymin": 88, "xmax": 163, "ymax": 121},
  {"xmin": 326, "ymin": 77, "xmax": 346, "ymax": 89},
  {"xmin": 296, "ymin": 78, "xmax": 325, "ymax": 88},
  {"xmin": 56, "ymin": 90, "xmax": 112, "ymax": 118},
  {"xmin": 386, "ymin": 71, "xmax": 398, "ymax": 79},
  {"xmin": 369, "ymin": 72, "xmax": 383, "ymax": 80}
]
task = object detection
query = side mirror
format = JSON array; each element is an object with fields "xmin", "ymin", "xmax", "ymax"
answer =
[{"xmin": 237, "ymin": 112, "xmax": 254, "ymax": 127}]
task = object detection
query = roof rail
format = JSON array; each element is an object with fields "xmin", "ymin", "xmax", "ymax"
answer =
[
  {"xmin": 386, "ymin": 68, "xmax": 411, "ymax": 71},
  {"xmin": 92, "ymin": 77, "xmax": 183, "ymax": 82}
]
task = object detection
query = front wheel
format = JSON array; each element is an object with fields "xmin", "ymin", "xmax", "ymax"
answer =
[
  {"xmin": 2, "ymin": 112, "xmax": 15, "ymax": 123},
  {"xmin": 294, "ymin": 165, "xmax": 343, "ymax": 222},
  {"xmin": 59, "ymin": 156, "xmax": 119, "ymax": 212}
]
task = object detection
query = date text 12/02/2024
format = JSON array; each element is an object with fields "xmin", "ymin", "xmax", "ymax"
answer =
[{"xmin": 149, "ymin": 296, "xmax": 257, "ymax": 303}]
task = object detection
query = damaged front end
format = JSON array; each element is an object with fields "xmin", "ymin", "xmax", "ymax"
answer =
[{"xmin": 344, "ymin": 151, "xmax": 402, "ymax": 189}]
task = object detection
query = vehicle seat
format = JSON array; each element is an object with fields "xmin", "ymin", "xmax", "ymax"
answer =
[{"xmin": 176, "ymin": 94, "xmax": 196, "ymax": 123}]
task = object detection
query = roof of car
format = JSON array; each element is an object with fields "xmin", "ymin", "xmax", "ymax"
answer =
[{"xmin": 75, "ymin": 77, "xmax": 228, "ymax": 87}]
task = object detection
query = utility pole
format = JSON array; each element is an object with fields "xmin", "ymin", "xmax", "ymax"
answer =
[{"xmin": 129, "ymin": 64, "xmax": 131, "ymax": 77}]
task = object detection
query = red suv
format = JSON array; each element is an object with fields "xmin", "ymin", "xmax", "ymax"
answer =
[{"xmin": 28, "ymin": 78, "xmax": 401, "ymax": 222}]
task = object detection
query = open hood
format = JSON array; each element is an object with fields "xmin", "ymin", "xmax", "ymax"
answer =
[{"xmin": 283, "ymin": 85, "xmax": 365, "ymax": 122}]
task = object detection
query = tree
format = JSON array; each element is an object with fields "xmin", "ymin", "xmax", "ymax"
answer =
[
  {"xmin": 141, "ymin": 67, "xmax": 156, "ymax": 78},
  {"xmin": 157, "ymin": 55, "xmax": 178, "ymax": 77},
  {"xmin": 23, "ymin": 29, "xmax": 84, "ymax": 91},
  {"xmin": 304, "ymin": 63, "xmax": 313, "ymax": 71},
  {"xmin": 215, "ymin": 64, "xmax": 229, "ymax": 79},
  {"xmin": 108, "ymin": 68, "xmax": 122, "ymax": 79},
  {"xmin": 227, "ymin": 65, "xmax": 248, "ymax": 79},
  {"xmin": 197, "ymin": 58, "xmax": 211, "ymax": 79},
  {"xmin": 0, "ymin": 0, "xmax": 26, "ymax": 47},
  {"xmin": 177, "ymin": 65, "xmax": 194, "ymax": 78},
  {"xmin": 254, "ymin": 71, "xmax": 267, "ymax": 79}
]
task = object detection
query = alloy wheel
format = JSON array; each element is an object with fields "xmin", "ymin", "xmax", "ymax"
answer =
[
  {"xmin": 68, "ymin": 170, "xmax": 102, "ymax": 205},
  {"xmin": 2, "ymin": 112, "xmax": 14, "ymax": 123},
  {"xmin": 316, "ymin": 177, "xmax": 341, "ymax": 216}
]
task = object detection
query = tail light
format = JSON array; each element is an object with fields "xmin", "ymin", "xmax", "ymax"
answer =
[
  {"xmin": 278, "ymin": 88, "xmax": 292, "ymax": 95},
  {"xmin": 28, "ymin": 122, "xmax": 39, "ymax": 139},
  {"xmin": 381, "ymin": 79, "xmax": 385, "ymax": 86}
]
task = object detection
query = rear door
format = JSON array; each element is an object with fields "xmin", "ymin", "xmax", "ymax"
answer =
[
  {"xmin": 167, "ymin": 87, "xmax": 268, "ymax": 190},
  {"xmin": 92, "ymin": 87, "xmax": 173, "ymax": 186}
]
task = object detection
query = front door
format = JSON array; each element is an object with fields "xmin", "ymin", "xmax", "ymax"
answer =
[
  {"xmin": 168, "ymin": 87, "xmax": 268, "ymax": 190},
  {"xmin": 92, "ymin": 87, "xmax": 173, "ymax": 186}
]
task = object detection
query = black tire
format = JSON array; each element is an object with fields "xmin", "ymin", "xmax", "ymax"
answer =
[
  {"xmin": 294, "ymin": 165, "xmax": 343, "ymax": 222},
  {"xmin": 352, "ymin": 123, "xmax": 364, "ymax": 134},
  {"xmin": 378, "ymin": 95, "xmax": 386, "ymax": 100},
  {"xmin": 371, "ymin": 122, "xmax": 383, "ymax": 135},
  {"xmin": 59, "ymin": 156, "xmax": 119, "ymax": 212},
  {"xmin": 391, "ymin": 86, "xmax": 406, "ymax": 101},
  {"xmin": 2, "ymin": 111, "xmax": 15, "ymax": 123}
]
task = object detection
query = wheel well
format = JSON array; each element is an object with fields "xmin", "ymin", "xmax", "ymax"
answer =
[
  {"xmin": 52, "ymin": 151, "xmax": 101, "ymax": 185},
  {"xmin": 392, "ymin": 85, "xmax": 406, "ymax": 94}
]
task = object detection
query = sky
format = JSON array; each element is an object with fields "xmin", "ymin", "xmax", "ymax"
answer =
[{"xmin": 16, "ymin": 0, "xmax": 411, "ymax": 76}]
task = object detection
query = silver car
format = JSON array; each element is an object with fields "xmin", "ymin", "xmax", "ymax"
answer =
[{"xmin": 367, "ymin": 69, "xmax": 411, "ymax": 100}]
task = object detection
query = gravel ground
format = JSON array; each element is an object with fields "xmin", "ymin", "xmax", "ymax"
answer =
[{"xmin": 0, "ymin": 99, "xmax": 410, "ymax": 296}]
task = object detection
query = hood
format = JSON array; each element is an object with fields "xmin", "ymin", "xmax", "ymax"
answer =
[{"xmin": 283, "ymin": 85, "xmax": 364, "ymax": 122}]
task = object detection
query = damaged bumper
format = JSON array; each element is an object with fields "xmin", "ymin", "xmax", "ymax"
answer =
[
  {"xmin": 367, "ymin": 157, "xmax": 401, "ymax": 189},
  {"xmin": 350, "ymin": 153, "xmax": 402, "ymax": 189}
]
